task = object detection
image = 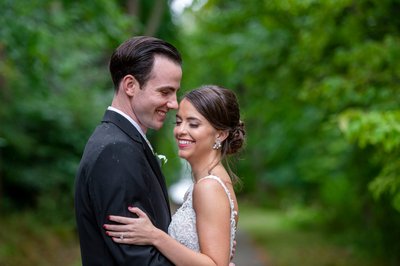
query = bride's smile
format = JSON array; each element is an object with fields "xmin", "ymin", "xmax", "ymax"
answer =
[{"xmin": 174, "ymin": 98, "xmax": 220, "ymax": 165}]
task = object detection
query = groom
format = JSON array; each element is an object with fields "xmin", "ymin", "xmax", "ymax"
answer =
[{"xmin": 74, "ymin": 36, "xmax": 182, "ymax": 265}]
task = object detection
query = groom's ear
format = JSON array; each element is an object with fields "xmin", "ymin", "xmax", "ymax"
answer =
[{"xmin": 122, "ymin": 75, "xmax": 139, "ymax": 97}]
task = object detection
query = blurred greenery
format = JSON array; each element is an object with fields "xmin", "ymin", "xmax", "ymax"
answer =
[
  {"xmin": 176, "ymin": 0, "xmax": 400, "ymax": 263},
  {"xmin": 0, "ymin": 211, "xmax": 79, "ymax": 266},
  {"xmin": 239, "ymin": 203, "xmax": 385, "ymax": 266},
  {"xmin": 1, "ymin": 0, "xmax": 400, "ymax": 265}
]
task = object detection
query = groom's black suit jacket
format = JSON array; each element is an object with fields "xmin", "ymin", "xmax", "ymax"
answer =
[{"xmin": 75, "ymin": 110, "xmax": 174, "ymax": 265}]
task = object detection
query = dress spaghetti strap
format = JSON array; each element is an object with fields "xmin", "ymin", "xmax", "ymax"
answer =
[{"xmin": 197, "ymin": 175, "xmax": 237, "ymax": 256}]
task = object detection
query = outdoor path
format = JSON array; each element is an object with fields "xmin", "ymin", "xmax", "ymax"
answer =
[{"xmin": 232, "ymin": 229, "xmax": 267, "ymax": 266}]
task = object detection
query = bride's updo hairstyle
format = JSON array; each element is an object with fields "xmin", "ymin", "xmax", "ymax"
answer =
[{"xmin": 183, "ymin": 85, "xmax": 246, "ymax": 182}]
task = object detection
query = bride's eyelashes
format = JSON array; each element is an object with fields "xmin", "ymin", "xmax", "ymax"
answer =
[{"xmin": 173, "ymin": 121, "xmax": 200, "ymax": 128}]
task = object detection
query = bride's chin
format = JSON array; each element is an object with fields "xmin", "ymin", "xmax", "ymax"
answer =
[
  {"xmin": 178, "ymin": 152, "xmax": 192, "ymax": 162},
  {"xmin": 178, "ymin": 152, "xmax": 188, "ymax": 159}
]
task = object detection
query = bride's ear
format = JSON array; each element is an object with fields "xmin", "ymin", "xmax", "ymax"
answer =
[
  {"xmin": 121, "ymin": 75, "xmax": 139, "ymax": 97},
  {"xmin": 216, "ymin": 130, "xmax": 229, "ymax": 143}
]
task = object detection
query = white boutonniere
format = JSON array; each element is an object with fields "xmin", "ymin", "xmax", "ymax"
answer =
[{"xmin": 155, "ymin": 153, "xmax": 168, "ymax": 166}]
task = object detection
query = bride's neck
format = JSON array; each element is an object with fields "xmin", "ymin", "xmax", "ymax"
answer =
[{"xmin": 190, "ymin": 160, "xmax": 222, "ymax": 182}]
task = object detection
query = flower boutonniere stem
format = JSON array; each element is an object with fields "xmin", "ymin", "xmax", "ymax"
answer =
[{"xmin": 155, "ymin": 153, "xmax": 168, "ymax": 166}]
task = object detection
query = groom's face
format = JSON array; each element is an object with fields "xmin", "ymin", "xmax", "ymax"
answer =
[{"xmin": 131, "ymin": 55, "xmax": 182, "ymax": 132}]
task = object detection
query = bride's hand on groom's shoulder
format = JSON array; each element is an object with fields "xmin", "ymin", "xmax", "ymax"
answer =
[{"xmin": 103, "ymin": 207, "xmax": 158, "ymax": 245}]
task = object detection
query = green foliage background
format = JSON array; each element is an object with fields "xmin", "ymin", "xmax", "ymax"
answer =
[
  {"xmin": 0, "ymin": 0, "xmax": 399, "ymax": 264},
  {"xmin": 176, "ymin": 0, "xmax": 400, "ymax": 261}
]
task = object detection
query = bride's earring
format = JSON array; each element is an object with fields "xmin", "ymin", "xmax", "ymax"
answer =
[{"xmin": 212, "ymin": 139, "xmax": 222, "ymax": 150}]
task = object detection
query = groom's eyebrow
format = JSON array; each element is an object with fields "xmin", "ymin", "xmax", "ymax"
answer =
[{"xmin": 158, "ymin": 86, "xmax": 178, "ymax": 93}]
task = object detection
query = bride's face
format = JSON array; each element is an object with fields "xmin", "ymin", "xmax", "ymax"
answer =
[{"xmin": 174, "ymin": 99, "xmax": 218, "ymax": 163}]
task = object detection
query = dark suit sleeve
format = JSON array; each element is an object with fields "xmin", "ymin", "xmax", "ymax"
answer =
[{"xmin": 89, "ymin": 141, "xmax": 174, "ymax": 266}]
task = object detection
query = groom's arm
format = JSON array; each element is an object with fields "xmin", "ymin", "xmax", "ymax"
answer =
[{"xmin": 90, "ymin": 142, "xmax": 174, "ymax": 266}]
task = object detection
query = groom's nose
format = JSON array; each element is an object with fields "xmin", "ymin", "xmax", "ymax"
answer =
[{"xmin": 167, "ymin": 94, "xmax": 178, "ymax": 110}]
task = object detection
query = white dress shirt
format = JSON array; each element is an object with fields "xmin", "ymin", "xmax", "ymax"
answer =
[{"xmin": 107, "ymin": 106, "xmax": 154, "ymax": 153}]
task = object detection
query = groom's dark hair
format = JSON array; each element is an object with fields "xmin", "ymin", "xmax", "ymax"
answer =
[{"xmin": 109, "ymin": 36, "xmax": 182, "ymax": 90}]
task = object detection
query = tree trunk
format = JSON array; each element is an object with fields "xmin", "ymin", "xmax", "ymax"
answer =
[
  {"xmin": 144, "ymin": 0, "xmax": 165, "ymax": 36},
  {"xmin": 127, "ymin": 0, "xmax": 140, "ymax": 17}
]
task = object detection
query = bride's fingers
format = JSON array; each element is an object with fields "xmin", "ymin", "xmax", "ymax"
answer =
[
  {"xmin": 108, "ymin": 215, "xmax": 137, "ymax": 225},
  {"xmin": 111, "ymin": 236, "xmax": 126, "ymax": 243},
  {"xmin": 128, "ymin": 206, "xmax": 148, "ymax": 218},
  {"xmin": 103, "ymin": 224, "xmax": 125, "ymax": 232},
  {"xmin": 106, "ymin": 230, "xmax": 129, "ymax": 238}
]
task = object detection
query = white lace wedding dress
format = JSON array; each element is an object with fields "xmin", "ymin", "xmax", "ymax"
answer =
[{"xmin": 168, "ymin": 175, "xmax": 237, "ymax": 257}]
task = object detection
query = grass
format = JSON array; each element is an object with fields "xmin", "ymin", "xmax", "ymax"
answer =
[
  {"xmin": 0, "ymin": 211, "xmax": 81, "ymax": 266},
  {"xmin": 0, "ymin": 205, "xmax": 389, "ymax": 266},
  {"xmin": 238, "ymin": 204, "xmax": 386, "ymax": 266}
]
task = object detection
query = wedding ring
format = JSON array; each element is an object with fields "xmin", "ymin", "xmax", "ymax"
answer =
[{"xmin": 120, "ymin": 234, "xmax": 124, "ymax": 240}]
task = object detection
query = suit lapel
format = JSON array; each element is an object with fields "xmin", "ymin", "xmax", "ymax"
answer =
[
  {"xmin": 102, "ymin": 110, "xmax": 171, "ymax": 216},
  {"xmin": 102, "ymin": 110, "xmax": 142, "ymax": 143},
  {"xmin": 140, "ymin": 136, "xmax": 171, "ymax": 214}
]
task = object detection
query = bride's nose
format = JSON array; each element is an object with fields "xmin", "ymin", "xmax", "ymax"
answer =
[{"xmin": 175, "ymin": 123, "xmax": 187, "ymax": 136}]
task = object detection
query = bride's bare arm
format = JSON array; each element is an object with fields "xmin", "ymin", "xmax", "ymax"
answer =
[
  {"xmin": 193, "ymin": 178, "xmax": 232, "ymax": 266},
  {"xmin": 103, "ymin": 180, "xmax": 232, "ymax": 266}
]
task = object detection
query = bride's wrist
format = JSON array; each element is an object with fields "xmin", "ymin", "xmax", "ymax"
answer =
[{"xmin": 152, "ymin": 228, "xmax": 166, "ymax": 247}]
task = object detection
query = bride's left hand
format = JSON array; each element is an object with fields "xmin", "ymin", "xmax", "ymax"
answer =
[{"xmin": 104, "ymin": 206, "xmax": 156, "ymax": 245}]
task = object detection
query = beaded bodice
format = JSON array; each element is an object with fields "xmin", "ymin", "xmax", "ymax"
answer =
[{"xmin": 168, "ymin": 175, "xmax": 237, "ymax": 256}]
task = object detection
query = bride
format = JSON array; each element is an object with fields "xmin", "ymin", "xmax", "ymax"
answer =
[{"xmin": 104, "ymin": 85, "xmax": 246, "ymax": 266}]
